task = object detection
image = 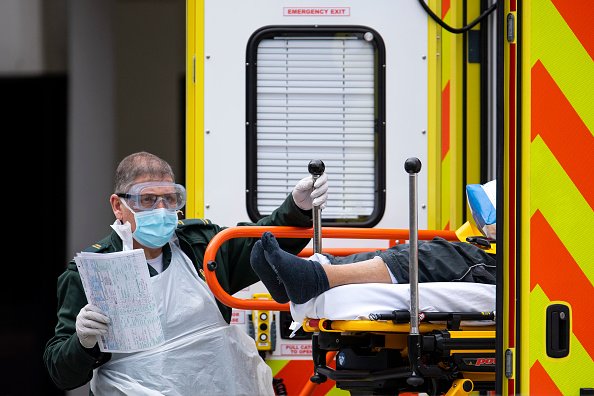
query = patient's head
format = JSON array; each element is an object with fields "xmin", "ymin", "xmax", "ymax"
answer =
[{"xmin": 466, "ymin": 180, "xmax": 496, "ymax": 240}]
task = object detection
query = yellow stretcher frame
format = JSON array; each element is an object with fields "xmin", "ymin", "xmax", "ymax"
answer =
[{"xmin": 301, "ymin": 318, "xmax": 496, "ymax": 395}]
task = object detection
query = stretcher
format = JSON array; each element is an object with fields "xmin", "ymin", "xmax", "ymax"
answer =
[
  {"xmin": 202, "ymin": 159, "xmax": 497, "ymax": 396},
  {"xmin": 293, "ymin": 284, "xmax": 496, "ymax": 395},
  {"xmin": 203, "ymin": 229, "xmax": 496, "ymax": 395}
]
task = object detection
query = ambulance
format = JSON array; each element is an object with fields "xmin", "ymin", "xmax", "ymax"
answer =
[{"xmin": 185, "ymin": 0, "xmax": 594, "ymax": 394}]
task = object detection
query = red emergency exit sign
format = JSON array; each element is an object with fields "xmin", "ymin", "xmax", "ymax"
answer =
[{"xmin": 283, "ymin": 7, "xmax": 350, "ymax": 16}]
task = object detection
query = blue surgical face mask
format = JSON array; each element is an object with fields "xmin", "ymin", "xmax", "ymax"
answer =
[
  {"xmin": 121, "ymin": 199, "xmax": 178, "ymax": 248},
  {"xmin": 132, "ymin": 208, "xmax": 179, "ymax": 248}
]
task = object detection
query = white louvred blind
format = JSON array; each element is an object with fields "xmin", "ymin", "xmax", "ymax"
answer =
[{"xmin": 255, "ymin": 36, "xmax": 377, "ymax": 219}]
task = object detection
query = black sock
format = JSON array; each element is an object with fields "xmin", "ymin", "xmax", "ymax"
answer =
[
  {"xmin": 250, "ymin": 240, "xmax": 290, "ymax": 303},
  {"xmin": 261, "ymin": 231, "xmax": 329, "ymax": 304}
]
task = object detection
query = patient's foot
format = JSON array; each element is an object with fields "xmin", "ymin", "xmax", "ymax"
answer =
[
  {"xmin": 261, "ymin": 231, "xmax": 329, "ymax": 304},
  {"xmin": 250, "ymin": 240, "xmax": 290, "ymax": 303}
]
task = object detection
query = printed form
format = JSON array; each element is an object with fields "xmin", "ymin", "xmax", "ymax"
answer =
[{"xmin": 75, "ymin": 249, "xmax": 165, "ymax": 353}]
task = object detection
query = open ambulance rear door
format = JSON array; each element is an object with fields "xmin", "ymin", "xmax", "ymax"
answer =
[{"xmin": 499, "ymin": 0, "xmax": 594, "ymax": 394}]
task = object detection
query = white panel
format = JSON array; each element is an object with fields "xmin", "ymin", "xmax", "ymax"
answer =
[{"xmin": 203, "ymin": 0, "xmax": 428, "ymax": 245}]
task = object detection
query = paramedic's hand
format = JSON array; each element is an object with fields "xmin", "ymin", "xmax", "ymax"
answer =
[
  {"xmin": 292, "ymin": 172, "xmax": 328, "ymax": 211},
  {"xmin": 76, "ymin": 304, "xmax": 110, "ymax": 349}
]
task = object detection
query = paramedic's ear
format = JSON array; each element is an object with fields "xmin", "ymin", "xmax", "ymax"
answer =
[{"xmin": 292, "ymin": 172, "xmax": 328, "ymax": 211}]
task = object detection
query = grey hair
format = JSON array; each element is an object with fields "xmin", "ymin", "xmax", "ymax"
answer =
[{"xmin": 114, "ymin": 151, "xmax": 175, "ymax": 194}]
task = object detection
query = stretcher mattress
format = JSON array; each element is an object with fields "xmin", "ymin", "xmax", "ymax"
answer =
[{"xmin": 291, "ymin": 282, "xmax": 496, "ymax": 326}]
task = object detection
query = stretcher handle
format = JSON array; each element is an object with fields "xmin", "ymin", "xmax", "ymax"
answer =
[
  {"xmin": 406, "ymin": 157, "xmax": 421, "ymax": 335},
  {"xmin": 203, "ymin": 226, "xmax": 457, "ymax": 311},
  {"xmin": 308, "ymin": 159, "xmax": 325, "ymax": 254},
  {"xmin": 405, "ymin": 157, "xmax": 424, "ymax": 388}
]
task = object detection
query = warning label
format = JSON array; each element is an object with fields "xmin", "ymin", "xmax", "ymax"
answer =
[
  {"xmin": 280, "ymin": 343, "xmax": 313, "ymax": 356},
  {"xmin": 283, "ymin": 7, "xmax": 350, "ymax": 16},
  {"xmin": 231, "ymin": 311, "xmax": 245, "ymax": 325}
]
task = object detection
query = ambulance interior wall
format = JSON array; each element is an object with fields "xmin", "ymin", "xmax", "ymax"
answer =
[
  {"xmin": 199, "ymin": 0, "xmax": 430, "ymax": 360},
  {"xmin": 202, "ymin": 0, "xmax": 430, "ymax": 242}
]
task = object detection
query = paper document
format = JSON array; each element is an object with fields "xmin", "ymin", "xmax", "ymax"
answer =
[{"xmin": 75, "ymin": 249, "xmax": 165, "ymax": 353}]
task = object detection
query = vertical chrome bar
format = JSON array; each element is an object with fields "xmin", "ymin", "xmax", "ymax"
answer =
[
  {"xmin": 308, "ymin": 159, "xmax": 327, "ymax": 385},
  {"xmin": 308, "ymin": 160, "xmax": 325, "ymax": 254},
  {"xmin": 312, "ymin": 206, "xmax": 322, "ymax": 254},
  {"xmin": 405, "ymin": 157, "xmax": 421, "ymax": 335}
]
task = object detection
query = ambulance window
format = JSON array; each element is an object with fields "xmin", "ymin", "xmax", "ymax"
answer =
[{"xmin": 246, "ymin": 26, "xmax": 386, "ymax": 226}]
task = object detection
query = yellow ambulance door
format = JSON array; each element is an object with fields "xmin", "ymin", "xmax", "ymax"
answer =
[{"xmin": 501, "ymin": 0, "xmax": 594, "ymax": 394}]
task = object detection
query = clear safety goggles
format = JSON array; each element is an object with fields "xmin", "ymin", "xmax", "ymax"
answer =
[{"xmin": 117, "ymin": 181, "xmax": 186, "ymax": 211}]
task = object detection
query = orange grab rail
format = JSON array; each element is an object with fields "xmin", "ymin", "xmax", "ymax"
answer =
[{"xmin": 202, "ymin": 226, "xmax": 458, "ymax": 311}]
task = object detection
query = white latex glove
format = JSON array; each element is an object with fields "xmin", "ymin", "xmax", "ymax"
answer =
[
  {"xmin": 292, "ymin": 172, "xmax": 328, "ymax": 211},
  {"xmin": 75, "ymin": 304, "xmax": 110, "ymax": 349}
]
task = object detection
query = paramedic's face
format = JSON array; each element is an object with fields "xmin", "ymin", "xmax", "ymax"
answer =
[{"xmin": 117, "ymin": 176, "xmax": 175, "ymax": 232}]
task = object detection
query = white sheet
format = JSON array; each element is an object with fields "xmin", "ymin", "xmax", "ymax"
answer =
[{"xmin": 290, "ymin": 282, "xmax": 496, "ymax": 326}]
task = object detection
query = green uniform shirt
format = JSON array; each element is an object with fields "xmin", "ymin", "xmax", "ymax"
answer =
[{"xmin": 44, "ymin": 194, "xmax": 311, "ymax": 391}]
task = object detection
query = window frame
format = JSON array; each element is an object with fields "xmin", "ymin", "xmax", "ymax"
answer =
[{"xmin": 245, "ymin": 25, "xmax": 386, "ymax": 227}]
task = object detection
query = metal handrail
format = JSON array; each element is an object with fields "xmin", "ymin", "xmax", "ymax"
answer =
[{"xmin": 202, "ymin": 225, "xmax": 458, "ymax": 311}]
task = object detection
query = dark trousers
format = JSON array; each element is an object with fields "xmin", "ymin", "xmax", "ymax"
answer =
[{"xmin": 323, "ymin": 237, "xmax": 496, "ymax": 285}]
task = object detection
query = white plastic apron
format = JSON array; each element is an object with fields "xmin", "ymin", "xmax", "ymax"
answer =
[{"xmin": 91, "ymin": 238, "xmax": 273, "ymax": 395}]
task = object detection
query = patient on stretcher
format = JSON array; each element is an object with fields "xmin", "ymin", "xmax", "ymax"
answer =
[{"xmin": 250, "ymin": 231, "xmax": 496, "ymax": 305}]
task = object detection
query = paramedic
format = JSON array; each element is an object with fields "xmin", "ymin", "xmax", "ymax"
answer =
[
  {"xmin": 43, "ymin": 151, "xmax": 328, "ymax": 394},
  {"xmin": 251, "ymin": 231, "xmax": 496, "ymax": 304}
]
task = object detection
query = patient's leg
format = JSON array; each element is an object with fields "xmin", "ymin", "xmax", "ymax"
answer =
[
  {"xmin": 261, "ymin": 232, "xmax": 392, "ymax": 304},
  {"xmin": 250, "ymin": 240, "xmax": 290, "ymax": 303},
  {"xmin": 261, "ymin": 232, "xmax": 329, "ymax": 304},
  {"xmin": 324, "ymin": 256, "xmax": 393, "ymax": 286}
]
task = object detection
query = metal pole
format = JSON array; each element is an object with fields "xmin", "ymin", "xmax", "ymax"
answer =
[
  {"xmin": 405, "ymin": 157, "xmax": 421, "ymax": 335},
  {"xmin": 404, "ymin": 157, "xmax": 424, "ymax": 388},
  {"xmin": 307, "ymin": 159, "xmax": 327, "ymax": 385},
  {"xmin": 308, "ymin": 160, "xmax": 325, "ymax": 254}
]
